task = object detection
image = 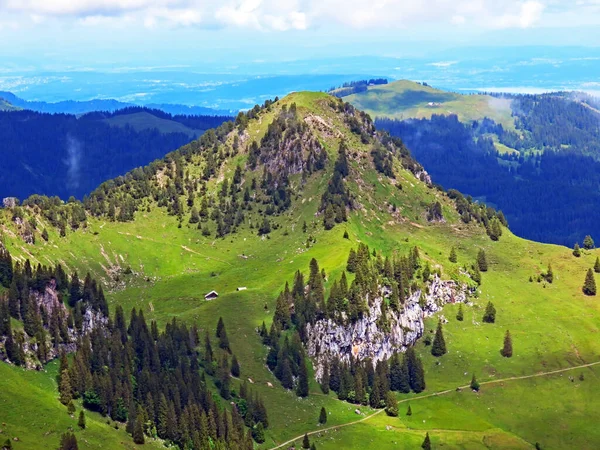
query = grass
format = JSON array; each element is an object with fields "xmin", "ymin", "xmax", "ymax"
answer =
[
  {"xmin": 0, "ymin": 360, "xmax": 163, "ymax": 449},
  {"xmin": 2, "ymin": 91, "xmax": 600, "ymax": 448},
  {"xmin": 103, "ymin": 111, "xmax": 204, "ymax": 137},
  {"xmin": 346, "ymin": 80, "xmax": 515, "ymax": 130}
]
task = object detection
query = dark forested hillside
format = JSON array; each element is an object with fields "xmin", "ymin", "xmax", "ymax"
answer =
[
  {"xmin": 0, "ymin": 90, "xmax": 232, "ymax": 116},
  {"xmin": 377, "ymin": 110, "xmax": 600, "ymax": 246},
  {"xmin": 0, "ymin": 109, "xmax": 230, "ymax": 201}
]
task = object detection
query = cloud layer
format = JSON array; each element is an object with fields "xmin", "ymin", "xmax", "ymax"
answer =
[{"xmin": 0, "ymin": 0, "xmax": 556, "ymax": 30}]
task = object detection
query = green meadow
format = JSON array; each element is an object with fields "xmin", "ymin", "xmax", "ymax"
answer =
[{"xmin": 1, "ymin": 92, "xmax": 600, "ymax": 449}]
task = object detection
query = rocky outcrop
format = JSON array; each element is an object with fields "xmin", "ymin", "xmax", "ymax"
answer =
[
  {"xmin": 1, "ymin": 280, "xmax": 108, "ymax": 370},
  {"xmin": 305, "ymin": 275, "xmax": 466, "ymax": 380}
]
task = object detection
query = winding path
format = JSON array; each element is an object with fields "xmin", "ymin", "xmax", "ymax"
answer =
[{"xmin": 269, "ymin": 360, "xmax": 600, "ymax": 449}]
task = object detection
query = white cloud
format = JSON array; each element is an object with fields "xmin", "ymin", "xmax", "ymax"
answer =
[
  {"xmin": 0, "ymin": 0, "xmax": 592, "ymax": 31},
  {"xmin": 493, "ymin": 1, "xmax": 545, "ymax": 28}
]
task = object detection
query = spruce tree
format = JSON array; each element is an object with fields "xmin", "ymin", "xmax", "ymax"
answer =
[
  {"xmin": 456, "ymin": 303, "xmax": 464, "ymax": 321},
  {"xmin": 216, "ymin": 317, "xmax": 230, "ymax": 352},
  {"xmin": 384, "ymin": 391, "xmax": 398, "ymax": 417},
  {"xmin": 303, "ymin": 433, "xmax": 311, "ymax": 449},
  {"xmin": 470, "ymin": 374, "xmax": 480, "ymax": 391},
  {"xmin": 595, "ymin": 257, "xmax": 600, "ymax": 274},
  {"xmin": 58, "ymin": 432, "xmax": 79, "ymax": 450},
  {"xmin": 422, "ymin": 432, "xmax": 431, "ymax": 450},
  {"xmin": 573, "ymin": 243, "xmax": 581, "ymax": 257},
  {"xmin": 583, "ymin": 235, "xmax": 595, "ymax": 249},
  {"xmin": 477, "ymin": 249, "xmax": 488, "ymax": 272},
  {"xmin": 583, "ymin": 268, "xmax": 597, "ymax": 296},
  {"xmin": 319, "ymin": 407, "xmax": 327, "ymax": 424},
  {"xmin": 406, "ymin": 405, "xmax": 412, "ymax": 416},
  {"xmin": 482, "ymin": 301, "xmax": 496, "ymax": 323},
  {"xmin": 471, "ymin": 263, "xmax": 481, "ymax": 285},
  {"xmin": 297, "ymin": 356, "xmax": 309, "ymax": 398},
  {"xmin": 431, "ymin": 320, "xmax": 447, "ymax": 357},
  {"xmin": 501, "ymin": 330, "xmax": 513, "ymax": 358},
  {"xmin": 231, "ymin": 354, "xmax": 241, "ymax": 377},
  {"xmin": 320, "ymin": 361, "xmax": 330, "ymax": 394},
  {"xmin": 133, "ymin": 418, "xmax": 145, "ymax": 444},
  {"xmin": 59, "ymin": 369, "xmax": 73, "ymax": 405},
  {"xmin": 449, "ymin": 247, "xmax": 457, "ymax": 263},
  {"xmin": 78, "ymin": 410, "xmax": 86, "ymax": 429},
  {"xmin": 545, "ymin": 263, "xmax": 554, "ymax": 284},
  {"xmin": 252, "ymin": 422, "xmax": 265, "ymax": 443}
]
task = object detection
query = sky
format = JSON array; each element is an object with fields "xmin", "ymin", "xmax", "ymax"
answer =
[{"xmin": 1, "ymin": 0, "xmax": 600, "ymax": 71}]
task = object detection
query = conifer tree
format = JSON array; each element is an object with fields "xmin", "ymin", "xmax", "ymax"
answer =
[
  {"xmin": 482, "ymin": 301, "xmax": 496, "ymax": 323},
  {"xmin": 252, "ymin": 422, "xmax": 265, "ymax": 443},
  {"xmin": 216, "ymin": 317, "xmax": 230, "ymax": 352},
  {"xmin": 59, "ymin": 369, "xmax": 73, "ymax": 405},
  {"xmin": 501, "ymin": 330, "xmax": 513, "ymax": 358},
  {"xmin": 422, "ymin": 432, "xmax": 431, "ymax": 450},
  {"xmin": 545, "ymin": 263, "xmax": 554, "ymax": 283},
  {"xmin": 320, "ymin": 361, "xmax": 330, "ymax": 394},
  {"xmin": 133, "ymin": 418, "xmax": 145, "ymax": 444},
  {"xmin": 477, "ymin": 249, "xmax": 488, "ymax": 272},
  {"xmin": 303, "ymin": 433, "xmax": 311, "ymax": 449},
  {"xmin": 583, "ymin": 235, "xmax": 595, "ymax": 250},
  {"xmin": 406, "ymin": 405, "xmax": 412, "ymax": 416},
  {"xmin": 471, "ymin": 263, "xmax": 481, "ymax": 285},
  {"xmin": 595, "ymin": 257, "xmax": 600, "ymax": 274},
  {"xmin": 422, "ymin": 262, "xmax": 431, "ymax": 282},
  {"xmin": 406, "ymin": 348, "xmax": 426, "ymax": 393},
  {"xmin": 58, "ymin": 432, "xmax": 79, "ymax": 450},
  {"xmin": 78, "ymin": 410, "xmax": 86, "ymax": 429},
  {"xmin": 231, "ymin": 354, "xmax": 241, "ymax": 377},
  {"xmin": 583, "ymin": 268, "xmax": 597, "ymax": 296},
  {"xmin": 431, "ymin": 320, "xmax": 447, "ymax": 357},
  {"xmin": 297, "ymin": 355, "xmax": 309, "ymax": 398},
  {"xmin": 456, "ymin": 304, "xmax": 464, "ymax": 321},
  {"xmin": 319, "ymin": 407, "xmax": 327, "ymax": 424},
  {"xmin": 449, "ymin": 247, "xmax": 457, "ymax": 263},
  {"xmin": 470, "ymin": 374, "xmax": 480, "ymax": 391},
  {"xmin": 384, "ymin": 391, "xmax": 398, "ymax": 417},
  {"xmin": 573, "ymin": 243, "xmax": 581, "ymax": 257}
]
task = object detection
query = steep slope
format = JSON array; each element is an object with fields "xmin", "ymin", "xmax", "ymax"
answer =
[
  {"xmin": 0, "ymin": 108, "xmax": 230, "ymax": 200},
  {"xmin": 1, "ymin": 92, "xmax": 600, "ymax": 450},
  {"xmin": 0, "ymin": 97, "xmax": 20, "ymax": 111}
]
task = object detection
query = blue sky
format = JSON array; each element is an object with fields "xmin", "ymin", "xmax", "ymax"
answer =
[{"xmin": 1, "ymin": 0, "xmax": 600, "ymax": 71}]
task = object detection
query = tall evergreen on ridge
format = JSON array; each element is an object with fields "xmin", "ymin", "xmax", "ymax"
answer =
[
  {"xmin": 501, "ymin": 330, "xmax": 513, "ymax": 357},
  {"xmin": 477, "ymin": 249, "xmax": 488, "ymax": 272},
  {"xmin": 431, "ymin": 320, "xmax": 447, "ymax": 357},
  {"xmin": 583, "ymin": 269, "xmax": 597, "ymax": 296}
]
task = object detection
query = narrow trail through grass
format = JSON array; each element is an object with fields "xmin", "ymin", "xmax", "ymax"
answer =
[{"xmin": 269, "ymin": 360, "xmax": 600, "ymax": 449}]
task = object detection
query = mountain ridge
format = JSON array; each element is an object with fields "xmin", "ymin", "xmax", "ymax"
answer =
[{"xmin": 1, "ymin": 91, "xmax": 600, "ymax": 450}]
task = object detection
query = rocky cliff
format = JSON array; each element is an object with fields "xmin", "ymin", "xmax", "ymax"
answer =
[{"xmin": 305, "ymin": 275, "xmax": 467, "ymax": 380}]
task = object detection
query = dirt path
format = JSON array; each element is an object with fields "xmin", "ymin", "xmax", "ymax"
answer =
[{"xmin": 269, "ymin": 360, "xmax": 600, "ymax": 449}]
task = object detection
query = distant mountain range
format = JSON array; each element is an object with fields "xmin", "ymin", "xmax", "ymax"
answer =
[
  {"xmin": 0, "ymin": 106, "xmax": 231, "ymax": 201},
  {"xmin": 346, "ymin": 80, "xmax": 600, "ymax": 245},
  {"xmin": 0, "ymin": 90, "xmax": 234, "ymax": 116}
]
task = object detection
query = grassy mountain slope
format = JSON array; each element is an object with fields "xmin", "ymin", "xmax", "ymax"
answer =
[
  {"xmin": 1, "ymin": 91, "xmax": 600, "ymax": 449},
  {"xmin": 103, "ymin": 111, "xmax": 203, "ymax": 137},
  {"xmin": 0, "ymin": 360, "xmax": 163, "ymax": 449},
  {"xmin": 346, "ymin": 80, "xmax": 515, "ymax": 129},
  {"xmin": 0, "ymin": 98, "xmax": 20, "ymax": 111}
]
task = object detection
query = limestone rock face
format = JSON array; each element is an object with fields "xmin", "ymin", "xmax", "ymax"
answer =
[
  {"xmin": 305, "ymin": 275, "xmax": 466, "ymax": 380},
  {"xmin": 1, "ymin": 280, "xmax": 108, "ymax": 369},
  {"xmin": 31, "ymin": 279, "xmax": 64, "ymax": 317}
]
